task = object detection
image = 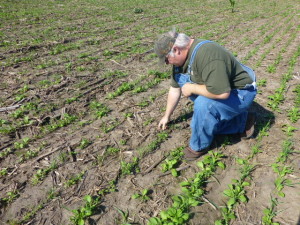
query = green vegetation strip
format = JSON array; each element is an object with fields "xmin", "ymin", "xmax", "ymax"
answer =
[
  {"xmin": 267, "ymin": 46, "xmax": 300, "ymax": 111},
  {"xmin": 215, "ymin": 120, "xmax": 271, "ymax": 224},
  {"xmin": 148, "ymin": 151, "xmax": 225, "ymax": 225}
]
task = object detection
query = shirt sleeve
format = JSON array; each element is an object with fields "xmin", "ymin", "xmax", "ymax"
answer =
[
  {"xmin": 170, "ymin": 66, "xmax": 180, "ymax": 88},
  {"xmin": 202, "ymin": 60, "xmax": 231, "ymax": 95}
]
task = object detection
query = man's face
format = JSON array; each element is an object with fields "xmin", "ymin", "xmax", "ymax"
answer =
[{"xmin": 165, "ymin": 47, "xmax": 186, "ymax": 67}]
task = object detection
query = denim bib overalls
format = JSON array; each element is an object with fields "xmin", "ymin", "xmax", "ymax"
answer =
[{"xmin": 174, "ymin": 40, "xmax": 257, "ymax": 151}]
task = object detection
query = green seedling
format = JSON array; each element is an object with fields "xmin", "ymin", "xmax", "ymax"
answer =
[
  {"xmin": 89, "ymin": 101, "xmax": 110, "ymax": 118},
  {"xmin": 97, "ymin": 146, "xmax": 121, "ymax": 165},
  {"xmin": 107, "ymin": 146, "xmax": 120, "ymax": 154},
  {"xmin": 161, "ymin": 146, "xmax": 184, "ymax": 177},
  {"xmin": 215, "ymin": 206, "xmax": 236, "ymax": 225},
  {"xmin": 70, "ymin": 195, "xmax": 101, "ymax": 225},
  {"xmin": 257, "ymin": 121, "xmax": 270, "ymax": 141},
  {"xmin": 0, "ymin": 148, "xmax": 12, "ymax": 158},
  {"xmin": 120, "ymin": 157, "xmax": 140, "ymax": 176},
  {"xmin": 236, "ymin": 158, "xmax": 255, "ymax": 180},
  {"xmin": 65, "ymin": 172, "xmax": 85, "ymax": 187},
  {"xmin": 65, "ymin": 97, "xmax": 78, "ymax": 104},
  {"xmin": 0, "ymin": 124, "xmax": 16, "ymax": 135},
  {"xmin": 101, "ymin": 119, "xmax": 121, "ymax": 133},
  {"xmin": 98, "ymin": 180, "xmax": 117, "ymax": 196},
  {"xmin": 31, "ymin": 161, "xmax": 58, "ymax": 185},
  {"xmin": 159, "ymin": 207, "xmax": 190, "ymax": 225},
  {"xmin": 119, "ymin": 139, "xmax": 127, "ymax": 145},
  {"xmin": 249, "ymin": 144, "xmax": 262, "ymax": 159},
  {"xmin": 10, "ymin": 108, "xmax": 25, "ymax": 119},
  {"xmin": 79, "ymin": 138, "xmax": 92, "ymax": 149},
  {"xmin": 0, "ymin": 119, "xmax": 8, "ymax": 126},
  {"xmin": 274, "ymin": 176, "xmax": 293, "ymax": 197},
  {"xmin": 276, "ymin": 139, "xmax": 294, "ymax": 163},
  {"xmin": 143, "ymin": 118, "xmax": 154, "ymax": 126},
  {"xmin": 172, "ymin": 194, "xmax": 200, "ymax": 211},
  {"xmin": 78, "ymin": 120, "xmax": 91, "ymax": 127},
  {"xmin": 2, "ymin": 190, "xmax": 20, "ymax": 204},
  {"xmin": 18, "ymin": 148, "xmax": 39, "ymax": 163},
  {"xmin": 0, "ymin": 168, "xmax": 8, "ymax": 176},
  {"xmin": 124, "ymin": 112, "xmax": 134, "ymax": 118},
  {"xmin": 287, "ymin": 107, "xmax": 300, "ymax": 123},
  {"xmin": 223, "ymin": 179, "xmax": 250, "ymax": 209},
  {"xmin": 272, "ymin": 163, "xmax": 293, "ymax": 177},
  {"xmin": 262, "ymin": 197, "xmax": 280, "ymax": 225},
  {"xmin": 137, "ymin": 99, "xmax": 149, "ymax": 107},
  {"xmin": 272, "ymin": 163, "xmax": 294, "ymax": 197},
  {"xmin": 138, "ymin": 131, "xmax": 169, "ymax": 157},
  {"xmin": 19, "ymin": 115, "xmax": 33, "ymax": 126},
  {"xmin": 132, "ymin": 189, "xmax": 151, "ymax": 202},
  {"xmin": 42, "ymin": 113, "xmax": 77, "ymax": 133},
  {"xmin": 281, "ymin": 124, "xmax": 297, "ymax": 136},
  {"xmin": 197, "ymin": 151, "xmax": 226, "ymax": 172},
  {"xmin": 293, "ymin": 85, "xmax": 300, "ymax": 107},
  {"xmin": 266, "ymin": 65, "xmax": 276, "ymax": 73},
  {"xmin": 14, "ymin": 137, "xmax": 30, "ymax": 149},
  {"xmin": 257, "ymin": 79, "xmax": 267, "ymax": 87},
  {"xmin": 107, "ymin": 82, "xmax": 134, "ymax": 99},
  {"xmin": 114, "ymin": 207, "xmax": 132, "ymax": 225}
]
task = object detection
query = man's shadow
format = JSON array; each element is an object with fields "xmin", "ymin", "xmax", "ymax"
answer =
[{"xmin": 170, "ymin": 102, "xmax": 275, "ymax": 147}]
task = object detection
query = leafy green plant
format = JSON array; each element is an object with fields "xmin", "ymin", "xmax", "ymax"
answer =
[
  {"xmin": 138, "ymin": 131, "xmax": 169, "ymax": 157},
  {"xmin": 31, "ymin": 161, "xmax": 58, "ymax": 185},
  {"xmin": 223, "ymin": 179, "xmax": 249, "ymax": 208},
  {"xmin": 18, "ymin": 148, "xmax": 40, "ymax": 163},
  {"xmin": 120, "ymin": 157, "xmax": 140, "ymax": 176},
  {"xmin": 114, "ymin": 207, "xmax": 132, "ymax": 225},
  {"xmin": 101, "ymin": 119, "xmax": 121, "ymax": 133},
  {"xmin": 161, "ymin": 146, "xmax": 184, "ymax": 177},
  {"xmin": 14, "ymin": 137, "xmax": 31, "ymax": 149},
  {"xmin": 98, "ymin": 180, "xmax": 117, "ymax": 196},
  {"xmin": 89, "ymin": 101, "xmax": 110, "ymax": 118},
  {"xmin": 0, "ymin": 168, "xmax": 8, "ymax": 176},
  {"xmin": 215, "ymin": 206, "xmax": 236, "ymax": 225},
  {"xmin": 79, "ymin": 138, "xmax": 92, "ymax": 149},
  {"xmin": 132, "ymin": 189, "xmax": 151, "ymax": 202},
  {"xmin": 1, "ymin": 190, "xmax": 20, "ymax": 204},
  {"xmin": 0, "ymin": 148, "xmax": 12, "ymax": 158},
  {"xmin": 42, "ymin": 113, "xmax": 77, "ymax": 133},
  {"xmin": 281, "ymin": 124, "xmax": 297, "ymax": 136},
  {"xmin": 65, "ymin": 172, "xmax": 85, "ymax": 187},
  {"xmin": 287, "ymin": 107, "xmax": 300, "ymax": 123},
  {"xmin": 70, "ymin": 195, "xmax": 101, "ymax": 225},
  {"xmin": 272, "ymin": 163, "xmax": 294, "ymax": 197},
  {"xmin": 262, "ymin": 197, "xmax": 280, "ymax": 225},
  {"xmin": 276, "ymin": 139, "xmax": 294, "ymax": 163}
]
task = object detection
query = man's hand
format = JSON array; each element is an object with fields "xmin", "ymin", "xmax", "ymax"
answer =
[
  {"xmin": 158, "ymin": 115, "xmax": 170, "ymax": 130},
  {"xmin": 181, "ymin": 83, "xmax": 193, "ymax": 97}
]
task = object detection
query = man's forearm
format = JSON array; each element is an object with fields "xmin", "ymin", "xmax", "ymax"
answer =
[
  {"xmin": 164, "ymin": 87, "xmax": 181, "ymax": 118},
  {"xmin": 182, "ymin": 83, "xmax": 230, "ymax": 99}
]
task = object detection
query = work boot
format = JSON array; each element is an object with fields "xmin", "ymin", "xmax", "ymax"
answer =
[
  {"xmin": 183, "ymin": 146, "xmax": 208, "ymax": 161},
  {"xmin": 240, "ymin": 112, "xmax": 256, "ymax": 139}
]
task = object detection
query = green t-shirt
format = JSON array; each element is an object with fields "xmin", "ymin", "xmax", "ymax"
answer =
[{"xmin": 171, "ymin": 39, "xmax": 253, "ymax": 95}]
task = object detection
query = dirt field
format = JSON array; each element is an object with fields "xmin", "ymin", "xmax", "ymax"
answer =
[{"xmin": 0, "ymin": 0, "xmax": 299, "ymax": 224}]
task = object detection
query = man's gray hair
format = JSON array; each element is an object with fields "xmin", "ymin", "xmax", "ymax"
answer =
[{"xmin": 174, "ymin": 33, "xmax": 191, "ymax": 49}]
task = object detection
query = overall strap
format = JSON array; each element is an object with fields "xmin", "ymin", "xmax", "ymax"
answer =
[{"xmin": 188, "ymin": 40, "xmax": 213, "ymax": 74}]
